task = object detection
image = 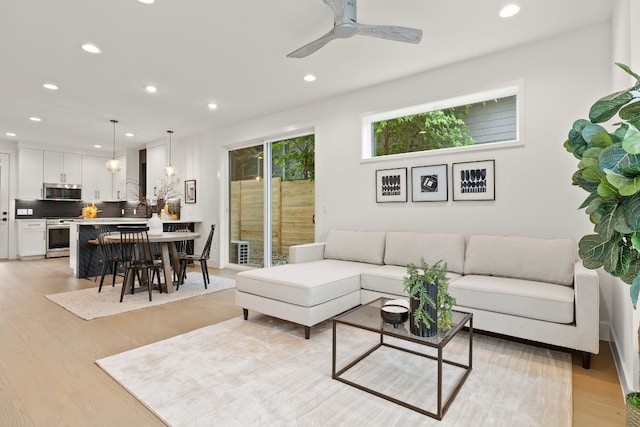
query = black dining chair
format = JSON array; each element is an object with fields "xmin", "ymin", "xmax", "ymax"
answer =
[
  {"xmin": 177, "ymin": 224, "xmax": 215, "ymax": 290},
  {"xmin": 168, "ymin": 223, "xmax": 192, "ymax": 283},
  {"xmin": 97, "ymin": 227, "xmax": 122, "ymax": 292},
  {"xmin": 118, "ymin": 227, "xmax": 164, "ymax": 302}
]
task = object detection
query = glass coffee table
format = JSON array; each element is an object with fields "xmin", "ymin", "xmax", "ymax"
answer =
[{"xmin": 332, "ymin": 297, "xmax": 473, "ymax": 420}]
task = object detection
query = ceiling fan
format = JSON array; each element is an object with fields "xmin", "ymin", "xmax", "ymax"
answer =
[{"xmin": 287, "ymin": 0, "xmax": 423, "ymax": 58}]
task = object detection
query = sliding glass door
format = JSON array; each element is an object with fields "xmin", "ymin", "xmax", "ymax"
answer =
[{"xmin": 229, "ymin": 134, "xmax": 315, "ymax": 268}]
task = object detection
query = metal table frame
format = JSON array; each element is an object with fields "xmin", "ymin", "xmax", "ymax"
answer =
[{"xmin": 332, "ymin": 298, "xmax": 473, "ymax": 420}]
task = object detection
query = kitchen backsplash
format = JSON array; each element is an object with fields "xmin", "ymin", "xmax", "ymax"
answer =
[{"xmin": 15, "ymin": 200, "xmax": 148, "ymax": 220}]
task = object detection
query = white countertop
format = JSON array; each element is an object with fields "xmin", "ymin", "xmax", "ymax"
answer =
[{"xmin": 74, "ymin": 217, "xmax": 202, "ymax": 225}]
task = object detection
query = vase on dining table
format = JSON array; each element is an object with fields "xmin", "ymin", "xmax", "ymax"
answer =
[{"xmin": 148, "ymin": 213, "xmax": 163, "ymax": 235}]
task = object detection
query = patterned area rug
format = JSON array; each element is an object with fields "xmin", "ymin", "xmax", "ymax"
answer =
[
  {"xmin": 45, "ymin": 273, "xmax": 235, "ymax": 320},
  {"xmin": 97, "ymin": 315, "xmax": 572, "ymax": 426}
]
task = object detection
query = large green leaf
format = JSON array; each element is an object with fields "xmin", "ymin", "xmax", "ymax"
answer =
[
  {"xmin": 581, "ymin": 122, "xmax": 609, "ymax": 144},
  {"xmin": 622, "ymin": 192, "xmax": 640, "ymax": 230},
  {"xmin": 614, "ymin": 208, "xmax": 635, "ymax": 234},
  {"xmin": 603, "ymin": 240, "xmax": 622, "ymax": 274},
  {"xmin": 578, "ymin": 234, "xmax": 607, "ymax": 269},
  {"xmin": 616, "ymin": 63, "xmax": 640, "ymax": 81},
  {"xmin": 620, "ymin": 101, "xmax": 640, "ymax": 122},
  {"xmin": 613, "ymin": 244, "xmax": 632, "ymax": 277},
  {"xmin": 604, "ymin": 169, "xmax": 640, "ymax": 196},
  {"xmin": 622, "ymin": 126, "xmax": 640, "ymax": 154},
  {"xmin": 621, "ymin": 259, "xmax": 640, "ymax": 284},
  {"xmin": 583, "ymin": 194, "xmax": 601, "ymax": 213},
  {"xmin": 597, "ymin": 177, "xmax": 619, "ymax": 199},
  {"xmin": 582, "ymin": 147, "xmax": 602, "ymax": 159},
  {"xmin": 599, "ymin": 143, "xmax": 640, "ymax": 176},
  {"xmin": 595, "ymin": 208, "xmax": 617, "ymax": 240},
  {"xmin": 589, "ymin": 89, "xmax": 634, "ymax": 123}
]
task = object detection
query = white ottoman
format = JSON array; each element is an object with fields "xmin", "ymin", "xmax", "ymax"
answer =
[{"xmin": 235, "ymin": 259, "xmax": 375, "ymax": 338}]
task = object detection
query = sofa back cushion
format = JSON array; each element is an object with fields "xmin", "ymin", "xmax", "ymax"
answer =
[
  {"xmin": 384, "ymin": 232, "xmax": 466, "ymax": 274},
  {"xmin": 324, "ymin": 230, "xmax": 386, "ymax": 265},
  {"xmin": 463, "ymin": 235, "xmax": 576, "ymax": 286}
]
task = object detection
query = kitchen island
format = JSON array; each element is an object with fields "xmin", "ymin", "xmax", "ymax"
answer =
[{"xmin": 69, "ymin": 218, "xmax": 202, "ymax": 279}]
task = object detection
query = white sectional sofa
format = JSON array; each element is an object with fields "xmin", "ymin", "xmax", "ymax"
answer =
[{"xmin": 235, "ymin": 230, "xmax": 600, "ymax": 368}]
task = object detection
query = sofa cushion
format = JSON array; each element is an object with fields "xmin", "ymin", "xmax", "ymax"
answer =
[
  {"xmin": 384, "ymin": 232, "xmax": 466, "ymax": 274},
  {"xmin": 324, "ymin": 230, "xmax": 386, "ymax": 265},
  {"xmin": 236, "ymin": 259, "xmax": 376, "ymax": 307},
  {"xmin": 361, "ymin": 264, "xmax": 462, "ymax": 297},
  {"xmin": 450, "ymin": 274, "xmax": 575, "ymax": 323},
  {"xmin": 463, "ymin": 235, "xmax": 576, "ymax": 286}
]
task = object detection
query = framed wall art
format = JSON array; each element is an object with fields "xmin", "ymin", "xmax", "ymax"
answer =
[
  {"xmin": 411, "ymin": 164, "xmax": 448, "ymax": 202},
  {"xmin": 452, "ymin": 160, "xmax": 495, "ymax": 201},
  {"xmin": 185, "ymin": 179, "xmax": 197, "ymax": 204},
  {"xmin": 375, "ymin": 168, "xmax": 407, "ymax": 203}
]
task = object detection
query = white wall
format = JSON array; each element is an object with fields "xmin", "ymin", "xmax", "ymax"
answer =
[{"xmin": 198, "ymin": 24, "xmax": 611, "ymax": 271}]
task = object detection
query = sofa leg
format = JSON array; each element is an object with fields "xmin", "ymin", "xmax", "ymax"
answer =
[
  {"xmin": 304, "ymin": 326, "xmax": 310, "ymax": 339},
  {"xmin": 581, "ymin": 351, "xmax": 591, "ymax": 369},
  {"xmin": 242, "ymin": 308, "xmax": 248, "ymax": 320}
]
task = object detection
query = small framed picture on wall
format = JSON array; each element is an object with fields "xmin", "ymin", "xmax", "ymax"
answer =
[
  {"xmin": 375, "ymin": 168, "xmax": 407, "ymax": 203},
  {"xmin": 411, "ymin": 164, "xmax": 448, "ymax": 202},
  {"xmin": 452, "ymin": 160, "xmax": 495, "ymax": 201},
  {"xmin": 185, "ymin": 180, "xmax": 197, "ymax": 204}
]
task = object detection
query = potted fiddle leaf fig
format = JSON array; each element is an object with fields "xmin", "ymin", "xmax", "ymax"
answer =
[
  {"xmin": 403, "ymin": 258, "xmax": 456, "ymax": 337},
  {"xmin": 563, "ymin": 63, "xmax": 640, "ymax": 421}
]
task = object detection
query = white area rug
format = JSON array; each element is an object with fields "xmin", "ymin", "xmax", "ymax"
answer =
[
  {"xmin": 96, "ymin": 315, "xmax": 572, "ymax": 426},
  {"xmin": 46, "ymin": 273, "xmax": 235, "ymax": 320}
]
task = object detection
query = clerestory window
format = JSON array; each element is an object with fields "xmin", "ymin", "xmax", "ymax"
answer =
[{"xmin": 362, "ymin": 86, "xmax": 520, "ymax": 159}]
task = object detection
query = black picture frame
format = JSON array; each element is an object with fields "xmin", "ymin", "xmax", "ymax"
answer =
[
  {"xmin": 185, "ymin": 180, "xmax": 196, "ymax": 204},
  {"xmin": 452, "ymin": 160, "xmax": 495, "ymax": 201},
  {"xmin": 411, "ymin": 164, "xmax": 448, "ymax": 202},
  {"xmin": 375, "ymin": 168, "xmax": 407, "ymax": 203}
]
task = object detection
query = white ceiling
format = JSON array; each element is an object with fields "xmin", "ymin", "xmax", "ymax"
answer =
[{"xmin": 0, "ymin": 0, "xmax": 612, "ymax": 153}]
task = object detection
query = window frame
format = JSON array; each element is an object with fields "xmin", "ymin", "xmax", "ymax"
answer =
[{"xmin": 361, "ymin": 84, "xmax": 522, "ymax": 161}]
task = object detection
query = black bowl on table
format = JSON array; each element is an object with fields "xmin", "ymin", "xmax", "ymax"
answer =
[{"xmin": 380, "ymin": 299, "xmax": 409, "ymax": 328}]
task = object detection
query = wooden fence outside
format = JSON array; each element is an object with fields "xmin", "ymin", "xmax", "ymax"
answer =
[{"xmin": 230, "ymin": 178, "xmax": 315, "ymax": 255}]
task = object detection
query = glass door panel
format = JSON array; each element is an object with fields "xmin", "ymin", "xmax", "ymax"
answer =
[
  {"xmin": 229, "ymin": 145, "xmax": 264, "ymax": 267},
  {"xmin": 229, "ymin": 134, "xmax": 315, "ymax": 268}
]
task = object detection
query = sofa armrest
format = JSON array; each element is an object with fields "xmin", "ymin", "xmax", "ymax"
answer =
[
  {"xmin": 289, "ymin": 242, "xmax": 325, "ymax": 264},
  {"xmin": 574, "ymin": 261, "xmax": 600, "ymax": 354}
]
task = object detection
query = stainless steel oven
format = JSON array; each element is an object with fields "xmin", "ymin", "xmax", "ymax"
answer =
[{"xmin": 46, "ymin": 219, "xmax": 73, "ymax": 258}]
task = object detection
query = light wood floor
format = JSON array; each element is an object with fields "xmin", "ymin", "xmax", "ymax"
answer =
[{"xmin": 0, "ymin": 257, "xmax": 626, "ymax": 426}]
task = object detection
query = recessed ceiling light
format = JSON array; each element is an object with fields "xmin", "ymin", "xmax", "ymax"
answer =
[
  {"xmin": 138, "ymin": 0, "xmax": 155, "ymax": 3},
  {"xmin": 207, "ymin": 103, "xmax": 218, "ymax": 110},
  {"xmin": 125, "ymin": 133, "xmax": 134, "ymax": 137},
  {"xmin": 145, "ymin": 85, "xmax": 158, "ymax": 93},
  {"xmin": 81, "ymin": 43, "xmax": 101, "ymax": 54},
  {"xmin": 304, "ymin": 74, "xmax": 317, "ymax": 82},
  {"xmin": 29, "ymin": 117, "xmax": 42, "ymax": 122},
  {"xmin": 499, "ymin": 4, "xmax": 520, "ymax": 18},
  {"xmin": 94, "ymin": 144, "xmax": 102, "ymax": 148},
  {"xmin": 43, "ymin": 83, "xmax": 58, "ymax": 90},
  {"xmin": 5, "ymin": 132, "xmax": 16, "ymax": 137}
]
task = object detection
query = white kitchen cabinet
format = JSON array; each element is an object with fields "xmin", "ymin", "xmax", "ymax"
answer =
[
  {"xmin": 81, "ymin": 155, "xmax": 113, "ymax": 201},
  {"xmin": 44, "ymin": 151, "xmax": 82, "ymax": 184},
  {"xmin": 17, "ymin": 220, "xmax": 46, "ymax": 258},
  {"xmin": 18, "ymin": 148, "xmax": 44, "ymax": 199},
  {"xmin": 146, "ymin": 144, "xmax": 166, "ymax": 199},
  {"xmin": 112, "ymin": 154, "xmax": 128, "ymax": 200}
]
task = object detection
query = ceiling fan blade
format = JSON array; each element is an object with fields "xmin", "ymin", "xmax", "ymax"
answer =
[
  {"xmin": 287, "ymin": 28, "xmax": 338, "ymax": 58},
  {"xmin": 323, "ymin": 0, "xmax": 347, "ymax": 24},
  {"xmin": 354, "ymin": 23, "xmax": 423, "ymax": 44}
]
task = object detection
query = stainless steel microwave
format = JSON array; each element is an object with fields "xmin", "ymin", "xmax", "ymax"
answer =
[{"xmin": 43, "ymin": 183, "xmax": 82, "ymax": 201}]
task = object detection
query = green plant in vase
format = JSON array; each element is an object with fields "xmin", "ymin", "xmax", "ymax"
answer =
[{"xmin": 403, "ymin": 258, "xmax": 456, "ymax": 336}]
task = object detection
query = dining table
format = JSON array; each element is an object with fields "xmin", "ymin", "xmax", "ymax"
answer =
[{"xmin": 104, "ymin": 231, "xmax": 201, "ymax": 294}]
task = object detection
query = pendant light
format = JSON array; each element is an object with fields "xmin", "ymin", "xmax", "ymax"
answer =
[
  {"xmin": 164, "ymin": 130, "xmax": 177, "ymax": 176},
  {"xmin": 105, "ymin": 119, "xmax": 122, "ymax": 172}
]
